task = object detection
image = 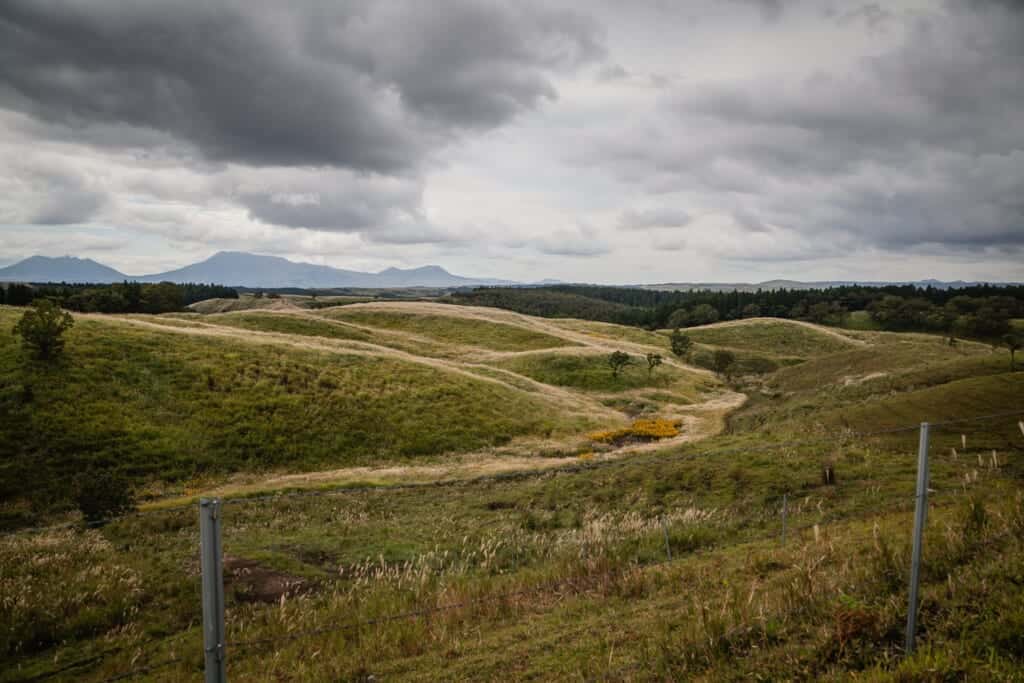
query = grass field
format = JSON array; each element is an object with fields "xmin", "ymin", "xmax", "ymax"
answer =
[
  {"xmin": 322, "ymin": 307, "xmax": 576, "ymax": 352},
  {"xmin": 492, "ymin": 351, "xmax": 700, "ymax": 395},
  {"xmin": 2, "ymin": 303, "xmax": 1023, "ymax": 682},
  {"xmin": 683, "ymin": 318, "xmax": 861, "ymax": 357}
]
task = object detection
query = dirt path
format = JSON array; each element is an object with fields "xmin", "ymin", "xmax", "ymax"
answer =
[
  {"xmin": 337, "ymin": 301, "xmax": 717, "ymax": 376},
  {"xmin": 82, "ymin": 304, "xmax": 749, "ymax": 503},
  {"xmin": 81, "ymin": 313, "xmax": 624, "ymax": 424},
  {"xmin": 150, "ymin": 390, "xmax": 748, "ymax": 503}
]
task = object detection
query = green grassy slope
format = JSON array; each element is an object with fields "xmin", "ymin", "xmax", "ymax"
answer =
[
  {"xmin": 0, "ymin": 308, "xmax": 593, "ymax": 512},
  {"xmin": 204, "ymin": 311, "xmax": 377, "ymax": 343},
  {"xmin": 2, "ymin": 304, "xmax": 1023, "ymax": 682},
  {"xmin": 545, "ymin": 319, "xmax": 670, "ymax": 348},
  {"xmin": 322, "ymin": 308, "xmax": 576, "ymax": 351},
  {"xmin": 684, "ymin": 319, "xmax": 860, "ymax": 357},
  {"xmin": 493, "ymin": 351, "xmax": 700, "ymax": 395}
]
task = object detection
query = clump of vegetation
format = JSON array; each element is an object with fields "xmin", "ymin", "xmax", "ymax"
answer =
[
  {"xmin": 670, "ymin": 328, "xmax": 692, "ymax": 359},
  {"xmin": 712, "ymin": 349, "xmax": 736, "ymax": 378},
  {"xmin": 3, "ymin": 281, "xmax": 236, "ymax": 313},
  {"xmin": 646, "ymin": 352, "xmax": 663, "ymax": 377},
  {"xmin": 75, "ymin": 468, "xmax": 136, "ymax": 524},
  {"xmin": 12, "ymin": 299, "xmax": 74, "ymax": 360},
  {"xmin": 589, "ymin": 418, "xmax": 681, "ymax": 444},
  {"xmin": 608, "ymin": 350, "xmax": 633, "ymax": 378},
  {"xmin": 1003, "ymin": 332, "xmax": 1021, "ymax": 370}
]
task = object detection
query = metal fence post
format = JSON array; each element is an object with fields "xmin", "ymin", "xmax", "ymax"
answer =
[
  {"xmin": 200, "ymin": 498, "xmax": 227, "ymax": 683},
  {"xmin": 781, "ymin": 494, "xmax": 787, "ymax": 546},
  {"xmin": 905, "ymin": 422, "xmax": 930, "ymax": 655}
]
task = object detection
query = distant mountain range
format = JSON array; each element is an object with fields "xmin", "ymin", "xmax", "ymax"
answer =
[
  {"xmin": 0, "ymin": 252, "xmax": 514, "ymax": 288},
  {"xmin": 0, "ymin": 253, "xmax": 1016, "ymax": 290}
]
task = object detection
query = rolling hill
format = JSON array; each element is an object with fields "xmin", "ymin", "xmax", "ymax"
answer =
[{"xmin": 1, "ymin": 302, "xmax": 1022, "ymax": 682}]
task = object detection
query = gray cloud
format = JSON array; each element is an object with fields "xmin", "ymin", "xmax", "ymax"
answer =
[
  {"xmin": 590, "ymin": 0, "xmax": 1024, "ymax": 259},
  {"xmin": 596, "ymin": 63, "xmax": 630, "ymax": 82},
  {"xmin": 504, "ymin": 224, "xmax": 611, "ymax": 257},
  {"xmin": 1, "ymin": 0, "xmax": 1022, "ymax": 281},
  {"xmin": 0, "ymin": 0, "xmax": 603, "ymax": 172},
  {"xmin": 618, "ymin": 207, "xmax": 691, "ymax": 230}
]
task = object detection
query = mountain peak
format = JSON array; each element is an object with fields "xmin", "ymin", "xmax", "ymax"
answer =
[
  {"xmin": 0, "ymin": 254, "xmax": 128, "ymax": 283},
  {"xmin": 0, "ymin": 251, "xmax": 512, "ymax": 288}
]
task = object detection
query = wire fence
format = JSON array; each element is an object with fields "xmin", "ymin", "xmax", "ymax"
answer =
[{"xmin": 4, "ymin": 409, "xmax": 1022, "ymax": 682}]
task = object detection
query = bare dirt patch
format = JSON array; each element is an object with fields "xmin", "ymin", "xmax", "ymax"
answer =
[{"xmin": 224, "ymin": 556, "xmax": 308, "ymax": 603}]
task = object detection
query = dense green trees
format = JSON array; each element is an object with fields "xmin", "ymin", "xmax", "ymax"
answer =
[
  {"xmin": 453, "ymin": 284, "xmax": 1023, "ymax": 340},
  {"xmin": 1, "ymin": 281, "xmax": 237, "ymax": 313},
  {"xmin": 668, "ymin": 303, "xmax": 720, "ymax": 327},
  {"xmin": 13, "ymin": 300, "xmax": 74, "ymax": 360}
]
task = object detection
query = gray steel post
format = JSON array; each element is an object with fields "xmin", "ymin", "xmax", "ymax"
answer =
[
  {"xmin": 200, "ymin": 498, "xmax": 227, "ymax": 683},
  {"xmin": 781, "ymin": 494, "xmax": 787, "ymax": 546},
  {"xmin": 905, "ymin": 423, "xmax": 930, "ymax": 654}
]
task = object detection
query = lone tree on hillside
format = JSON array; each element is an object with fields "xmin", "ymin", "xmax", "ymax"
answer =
[
  {"xmin": 646, "ymin": 352, "xmax": 663, "ymax": 378},
  {"xmin": 670, "ymin": 328, "xmax": 692, "ymax": 359},
  {"xmin": 608, "ymin": 350, "xmax": 633, "ymax": 378},
  {"xmin": 712, "ymin": 349, "xmax": 736, "ymax": 379},
  {"xmin": 13, "ymin": 299, "xmax": 74, "ymax": 360},
  {"xmin": 1004, "ymin": 333, "xmax": 1022, "ymax": 370}
]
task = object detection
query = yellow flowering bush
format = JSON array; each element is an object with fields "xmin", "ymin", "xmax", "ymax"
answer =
[{"xmin": 588, "ymin": 418, "xmax": 681, "ymax": 444}]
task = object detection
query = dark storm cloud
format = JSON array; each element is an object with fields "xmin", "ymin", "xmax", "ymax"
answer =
[
  {"xmin": 593, "ymin": 0, "xmax": 1024, "ymax": 257},
  {"xmin": 0, "ymin": 0, "xmax": 603, "ymax": 172},
  {"xmin": 235, "ymin": 171, "xmax": 423, "ymax": 232},
  {"xmin": 234, "ymin": 169, "xmax": 468, "ymax": 244}
]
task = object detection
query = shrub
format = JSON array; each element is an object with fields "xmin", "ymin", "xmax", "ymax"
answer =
[
  {"xmin": 670, "ymin": 328, "xmax": 692, "ymax": 358},
  {"xmin": 12, "ymin": 299, "xmax": 74, "ymax": 360},
  {"xmin": 589, "ymin": 418, "xmax": 681, "ymax": 444},
  {"xmin": 608, "ymin": 350, "xmax": 633, "ymax": 378},
  {"xmin": 712, "ymin": 349, "xmax": 736, "ymax": 378},
  {"xmin": 75, "ymin": 469, "xmax": 136, "ymax": 525}
]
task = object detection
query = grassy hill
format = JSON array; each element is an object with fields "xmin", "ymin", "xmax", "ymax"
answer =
[
  {"xmin": 0, "ymin": 308, "xmax": 610, "ymax": 517},
  {"xmin": 682, "ymin": 318, "xmax": 861, "ymax": 357},
  {"xmin": 1, "ymin": 303, "xmax": 1022, "ymax": 682}
]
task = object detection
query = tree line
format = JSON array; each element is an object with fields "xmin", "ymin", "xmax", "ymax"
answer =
[
  {"xmin": 0, "ymin": 281, "xmax": 237, "ymax": 314},
  {"xmin": 451, "ymin": 284, "xmax": 1024, "ymax": 340}
]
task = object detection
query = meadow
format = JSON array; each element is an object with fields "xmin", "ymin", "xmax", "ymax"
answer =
[{"xmin": 1, "ymin": 303, "xmax": 1023, "ymax": 681}]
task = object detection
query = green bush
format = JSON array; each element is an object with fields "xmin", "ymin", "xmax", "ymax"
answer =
[
  {"xmin": 12, "ymin": 299, "xmax": 74, "ymax": 360},
  {"xmin": 75, "ymin": 469, "xmax": 136, "ymax": 525}
]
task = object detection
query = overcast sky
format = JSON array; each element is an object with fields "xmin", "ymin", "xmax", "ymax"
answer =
[{"xmin": 1, "ymin": 0, "xmax": 1022, "ymax": 282}]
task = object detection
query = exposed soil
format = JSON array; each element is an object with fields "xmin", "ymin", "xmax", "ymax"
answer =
[{"xmin": 223, "ymin": 556, "xmax": 308, "ymax": 603}]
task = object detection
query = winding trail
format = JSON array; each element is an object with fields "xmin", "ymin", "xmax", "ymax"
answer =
[{"xmin": 80, "ymin": 301, "xmax": 750, "ymax": 502}]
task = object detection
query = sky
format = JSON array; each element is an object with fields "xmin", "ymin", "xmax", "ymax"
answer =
[{"xmin": 0, "ymin": 0, "xmax": 1022, "ymax": 283}]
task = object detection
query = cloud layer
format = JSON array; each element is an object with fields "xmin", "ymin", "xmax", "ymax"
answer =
[{"xmin": 0, "ymin": 0, "xmax": 1021, "ymax": 281}]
